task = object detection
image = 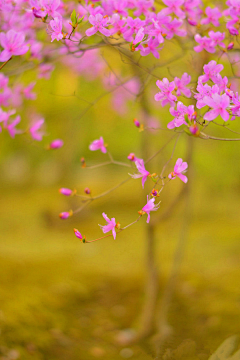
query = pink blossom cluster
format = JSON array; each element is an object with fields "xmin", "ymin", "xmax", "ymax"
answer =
[
  {"xmin": 155, "ymin": 73, "xmax": 191, "ymax": 108},
  {"xmin": 155, "ymin": 60, "xmax": 240, "ymax": 129},
  {"xmin": 194, "ymin": 31, "xmax": 225, "ymax": 53},
  {"xmin": 1, "ymin": 0, "xmax": 240, "ymax": 244},
  {"xmin": 224, "ymin": 0, "xmax": 240, "ymax": 35}
]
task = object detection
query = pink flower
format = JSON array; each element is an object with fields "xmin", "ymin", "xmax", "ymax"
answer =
[
  {"xmin": 23, "ymin": 82, "xmax": 36, "ymax": 100},
  {"xmin": 199, "ymin": 60, "xmax": 224, "ymax": 83},
  {"xmin": 168, "ymin": 103, "xmax": 195, "ymax": 129},
  {"xmin": 230, "ymin": 93, "xmax": 240, "ymax": 116},
  {"xmin": 174, "ymin": 73, "xmax": 191, "ymax": 98},
  {"xmin": 194, "ymin": 83, "xmax": 220, "ymax": 109},
  {"xmin": 0, "ymin": 30, "xmax": 29, "ymax": 62},
  {"xmin": 6, "ymin": 115, "xmax": 22, "ymax": 138},
  {"xmin": 155, "ymin": 78, "xmax": 177, "ymax": 107},
  {"xmin": 149, "ymin": 19, "xmax": 165, "ymax": 44},
  {"xmin": 49, "ymin": 139, "xmax": 64, "ymax": 149},
  {"xmin": 111, "ymin": 1, "xmax": 129, "ymax": 16},
  {"xmin": 203, "ymin": 93, "xmax": 230, "ymax": 121},
  {"xmin": 194, "ymin": 34, "xmax": 215, "ymax": 53},
  {"xmin": 49, "ymin": 17, "xmax": 63, "ymax": 42},
  {"xmin": 133, "ymin": 0, "xmax": 154, "ymax": 16},
  {"xmin": 162, "ymin": 0, "xmax": 185, "ymax": 19},
  {"xmin": 42, "ymin": 0, "xmax": 60, "ymax": 17},
  {"xmin": 99, "ymin": 212, "xmax": 117, "ymax": 239},
  {"xmin": 142, "ymin": 195, "xmax": 160, "ymax": 223},
  {"xmin": 168, "ymin": 101, "xmax": 188, "ymax": 129},
  {"xmin": 164, "ymin": 18, "xmax": 187, "ymax": 39},
  {"xmin": 140, "ymin": 38, "xmax": 162, "ymax": 59},
  {"xmin": 110, "ymin": 14, "xmax": 127, "ymax": 35},
  {"xmin": 133, "ymin": 27, "xmax": 145, "ymax": 46},
  {"xmin": 169, "ymin": 158, "xmax": 188, "ymax": 183},
  {"xmin": 209, "ymin": 31, "xmax": 225, "ymax": 48},
  {"xmin": 30, "ymin": 0, "xmax": 47, "ymax": 18},
  {"xmin": 129, "ymin": 159, "xmax": 150, "ymax": 188},
  {"xmin": 89, "ymin": 137, "xmax": 107, "ymax": 153},
  {"xmin": 29, "ymin": 118, "xmax": 45, "ymax": 141},
  {"xmin": 201, "ymin": 7, "xmax": 222, "ymax": 27},
  {"xmin": 226, "ymin": 17, "xmax": 239, "ymax": 36},
  {"xmin": 38, "ymin": 63, "xmax": 55, "ymax": 79},
  {"xmin": 86, "ymin": 14, "xmax": 112, "ymax": 37},
  {"xmin": 0, "ymin": 108, "xmax": 15, "ymax": 129},
  {"xmin": 123, "ymin": 17, "xmax": 145, "ymax": 42}
]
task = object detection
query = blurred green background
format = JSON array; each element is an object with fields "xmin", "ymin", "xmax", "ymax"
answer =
[{"xmin": 0, "ymin": 39, "xmax": 240, "ymax": 360}]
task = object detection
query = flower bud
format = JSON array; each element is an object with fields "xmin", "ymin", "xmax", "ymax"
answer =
[
  {"xmin": 192, "ymin": 111, "xmax": 197, "ymax": 121},
  {"xmin": 115, "ymin": 222, "xmax": 121, "ymax": 230},
  {"xmin": 84, "ymin": 187, "xmax": 91, "ymax": 194},
  {"xmin": 151, "ymin": 189, "xmax": 159, "ymax": 197},
  {"xmin": 74, "ymin": 228, "xmax": 83, "ymax": 240},
  {"xmin": 227, "ymin": 42, "xmax": 234, "ymax": 50},
  {"xmin": 59, "ymin": 188, "xmax": 73, "ymax": 196},
  {"xmin": 130, "ymin": 43, "xmax": 135, "ymax": 52},
  {"xmin": 133, "ymin": 118, "xmax": 140, "ymax": 128},
  {"xmin": 187, "ymin": 18, "xmax": 197, "ymax": 26},
  {"xmin": 189, "ymin": 124, "xmax": 199, "ymax": 136},
  {"xmin": 59, "ymin": 210, "xmax": 73, "ymax": 219},
  {"xmin": 81, "ymin": 157, "xmax": 86, "ymax": 168},
  {"xmin": 128, "ymin": 153, "xmax": 136, "ymax": 161},
  {"xmin": 48, "ymin": 139, "xmax": 64, "ymax": 149}
]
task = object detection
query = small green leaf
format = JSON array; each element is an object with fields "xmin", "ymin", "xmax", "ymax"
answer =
[
  {"xmin": 184, "ymin": 114, "xmax": 190, "ymax": 125},
  {"xmin": 77, "ymin": 15, "xmax": 85, "ymax": 25},
  {"xmin": 71, "ymin": 9, "xmax": 77, "ymax": 26},
  {"xmin": 134, "ymin": 41, "xmax": 141, "ymax": 48}
]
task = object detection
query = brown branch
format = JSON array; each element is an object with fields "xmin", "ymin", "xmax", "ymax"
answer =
[{"xmin": 0, "ymin": 57, "xmax": 12, "ymax": 71}]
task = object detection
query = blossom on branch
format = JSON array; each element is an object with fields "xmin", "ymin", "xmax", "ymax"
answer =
[
  {"xmin": 129, "ymin": 159, "xmax": 150, "ymax": 188},
  {"xmin": 89, "ymin": 137, "xmax": 107, "ymax": 153},
  {"xmin": 6, "ymin": 115, "xmax": 22, "ymax": 138},
  {"xmin": 155, "ymin": 78, "xmax": 177, "ymax": 107},
  {"xmin": 29, "ymin": 118, "xmax": 45, "ymax": 141},
  {"xmin": 203, "ymin": 93, "xmax": 230, "ymax": 121},
  {"xmin": 169, "ymin": 158, "xmax": 188, "ymax": 183},
  {"xmin": 199, "ymin": 61, "xmax": 224, "ymax": 84},
  {"xmin": 0, "ymin": 30, "xmax": 28, "ymax": 62},
  {"xmin": 200, "ymin": 7, "xmax": 222, "ymax": 27},
  {"xmin": 49, "ymin": 17, "xmax": 64, "ymax": 42},
  {"xmin": 194, "ymin": 34, "xmax": 215, "ymax": 53},
  {"xmin": 168, "ymin": 101, "xmax": 188, "ymax": 129},
  {"xmin": 142, "ymin": 196, "xmax": 160, "ymax": 223},
  {"xmin": 174, "ymin": 73, "xmax": 192, "ymax": 98},
  {"xmin": 86, "ymin": 14, "xmax": 112, "ymax": 37},
  {"xmin": 99, "ymin": 212, "xmax": 117, "ymax": 239}
]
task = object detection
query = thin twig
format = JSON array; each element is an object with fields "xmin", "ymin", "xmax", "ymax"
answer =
[{"xmin": 0, "ymin": 57, "xmax": 12, "ymax": 70}]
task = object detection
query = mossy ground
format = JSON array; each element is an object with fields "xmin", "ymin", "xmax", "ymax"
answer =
[{"xmin": 0, "ymin": 184, "xmax": 239, "ymax": 360}]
